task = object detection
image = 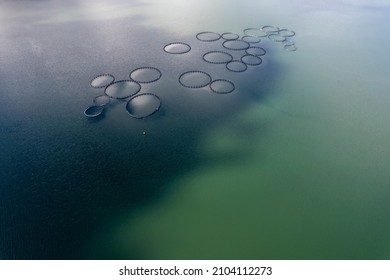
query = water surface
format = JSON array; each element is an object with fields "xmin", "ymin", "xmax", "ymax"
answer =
[{"xmin": 0, "ymin": 0, "xmax": 389, "ymax": 259}]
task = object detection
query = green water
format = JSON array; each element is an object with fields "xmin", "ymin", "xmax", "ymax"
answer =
[{"xmin": 84, "ymin": 0, "xmax": 390, "ymax": 259}]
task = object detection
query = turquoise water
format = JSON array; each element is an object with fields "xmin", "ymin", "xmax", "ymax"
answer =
[{"xmin": 0, "ymin": 0, "xmax": 389, "ymax": 259}]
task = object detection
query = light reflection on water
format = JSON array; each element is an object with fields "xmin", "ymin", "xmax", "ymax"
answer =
[{"xmin": 0, "ymin": 0, "xmax": 389, "ymax": 259}]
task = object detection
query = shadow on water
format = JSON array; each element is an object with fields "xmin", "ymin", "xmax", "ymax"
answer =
[{"xmin": 0, "ymin": 1, "xmax": 286, "ymax": 259}]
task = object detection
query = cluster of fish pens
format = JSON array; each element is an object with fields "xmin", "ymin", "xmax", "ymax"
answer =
[{"xmin": 84, "ymin": 25, "xmax": 296, "ymax": 119}]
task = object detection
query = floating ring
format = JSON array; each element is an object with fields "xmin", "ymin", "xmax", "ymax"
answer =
[
  {"xmin": 209, "ymin": 79, "xmax": 235, "ymax": 94},
  {"xmin": 268, "ymin": 34, "xmax": 286, "ymax": 42},
  {"xmin": 202, "ymin": 51, "xmax": 233, "ymax": 64},
  {"xmin": 226, "ymin": 60, "xmax": 248, "ymax": 72},
  {"xmin": 261, "ymin": 25, "xmax": 280, "ymax": 34},
  {"xmin": 243, "ymin": 28, "xmax": 267, "ymax": 37},
  {"xmin": 221, "ymin": 32, "xmax": 240, "ymax": 40},
  {"xmin": 163, "ymin": 42, "xmax": 191, "ymax": 54},
  {"xmin": 84, "ymin": 105, "xmax": 104, "ymax": 118},
  {"xmin": 179, "ymin": 71, "xmax": 212, "ymax": 88},
  {"xmin": 282, "ymin": 39, "xmax": 295, "ymax": 46},
  {"xmin": 129, "ymin": 67, "xmax": 162, "ymax": 84},
  {"xmin": 222, "ymin": 39, "xmax": 250, "ymax": 51},
  {"xmin": 245, "ymin": 47, "xmax": 266, "ymax": 57},
  {"xmin": 241, "ymin": 55, "xmax": 263, "ymax": 66},
  {"xmin": 196, "ymin": 32, "xmax": 221, "ymax": 42},
  {"xmin": 90, "ymin": 74, "xmax": 115, "ymax": 88},
  {"xmin": 278, "ymin": 29, "xmax": 296, "ymax": 37},
  {"xmin": 126, "ymin": 93, "xmax": 162, "ymax": 119}
]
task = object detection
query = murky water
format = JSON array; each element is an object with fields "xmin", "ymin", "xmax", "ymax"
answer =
[{"xmin": 0, "ymin": 0, "xmax": 389, "ymax": 259}]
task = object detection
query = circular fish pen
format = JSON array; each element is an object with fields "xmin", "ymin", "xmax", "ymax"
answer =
[
  {"xmin": 202, "ymin": 51, "xmax": 233, "ymax": 64},
  {"xmin": 221, "ymin": 32, "xmax": 240, "ymax": 40},
  {"xmin": 282, "ymin": 39, "xmax": 295, "ymax": 46},
  {"xmin": 241, "ymin": 36, "xmax": 261, "ymax": 44},
  {"xmin": 268, "ymin": 34, "xmax": 286, "ymax": 42},
  {"xmin": 196, "ymin": 32, "xmax": 221, "ymax": 42},
  {"xmin": 245, "ymin": 46, "xmax": 266, "ymax": 57},
  {"xmin": 241, "ymin": 55, "xmax": 263, "ymax": 66},
  {"xmin": 84, "ymin": 105, "xmax": 104, "ymax": 118},
  {"xmin": 125, "ymin": 93, "xmax": 162, "ymax": 119},
  {"xmin": 262, "ymin": 25, "xmax": 280, "ymax": 34},
  {"xmin": 222, "ymin": 39, "xmax": 250, "ymax": 51},
  {"xmin": 209, "ymin": 79, "xmax": 235, "ymax": 94},
  {"xmin": 226, "ymin": 60, "xmax": 248, "ymax": 72},
  {"xmin": 163, "ymin": 42, "xmax": 191, "ymax": 54},
  {"xmin": 130, "ymin": 67, "xmax": 162, "ymax": 84},
  {"xmin": 278, "ymin": 29, "xmax": 295, "ymax": 37},
  {"xmin": 90, "ymin": 74, "xmax": 115, "ymax": 88},
  {"xmin": 179, "ymin": 71, "xmax": 212, "ymax": 88},
  {"xmin": 243, "ymin": 28, "xmax": 268, "ymax": 37}
]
